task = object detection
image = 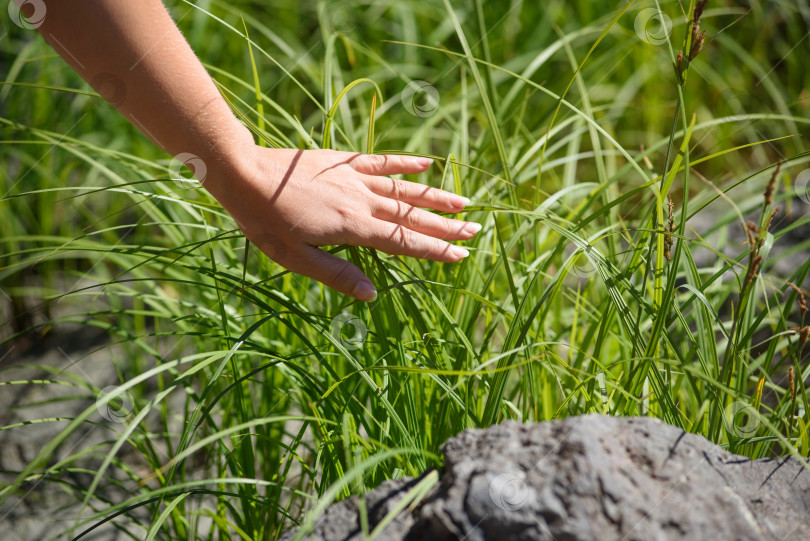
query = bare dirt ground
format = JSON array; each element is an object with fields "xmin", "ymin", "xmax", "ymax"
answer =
[{"xmin": 0, "ymin": 324, "xmax": 140, "ymax": 540}]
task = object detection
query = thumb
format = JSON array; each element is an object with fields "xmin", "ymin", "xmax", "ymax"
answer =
[
  {"xmin": 349, "ymin": 153, "xmax": 433, "ymax": 176},
  {"xmin": 290, "ymin": 245, "xmax": 378, "ymax": 302}
]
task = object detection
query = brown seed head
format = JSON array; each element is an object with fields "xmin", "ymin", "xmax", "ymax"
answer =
[
  {"xmin": 764, "ymin": 161, "xmax": 781, "ymax": 206},
  {"xmin": 787, "ymin": 282, "xmax": 808, "ymax": 316},
  {"xmin": 688, "ymin": 1, "xmax": 709, "ymax": 61},
  {"xmin": 665, "ymin": 195, "xmax": 675, "ymax": 261},
  {"xmin": 694, "ymin": 0, "xmax": 709, "ymax": 23},
  {"xmin": 791, "ymin": 326, "xmax": 809, "ymax": 348},
  {"xmin": 689, "ymin": 30, "xmax": 705, "ymax": 60}
]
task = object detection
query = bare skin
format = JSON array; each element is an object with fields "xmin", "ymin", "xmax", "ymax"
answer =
[{"xmin": 19, "ymin": 0, "xmax": 479, "ymax": 302}]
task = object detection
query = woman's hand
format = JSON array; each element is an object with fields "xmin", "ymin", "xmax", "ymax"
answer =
[
  {"xmin": 205, "ymin": 147, "xmax": 480, "ymax": 302},
  {"xmin": 27, "ymin": 0, "xmax": 477, "ymax": 301}
]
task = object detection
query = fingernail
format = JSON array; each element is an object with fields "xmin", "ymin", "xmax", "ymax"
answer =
[
  {"xmin": 450, "ymin": 246, "xmax": 470, "ymax": 260},
  {"xmin": 352, "ymin": 281, "xmax": 378, "ymax": 302},
  {"xmin": 465, "ymin": 222, "xmax": 482, "ymax": 235},
  {"xmin": 451, "ymin": 195, "xmax": 471, "ymax": 209},
  {"xmin": 416, "ymin": 157, "xmax": 433, "ymax": 168}
]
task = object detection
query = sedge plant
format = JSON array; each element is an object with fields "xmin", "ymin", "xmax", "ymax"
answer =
[{"xmin": 1, "ymin": 0, "xmax": 809, "ymax": 538}]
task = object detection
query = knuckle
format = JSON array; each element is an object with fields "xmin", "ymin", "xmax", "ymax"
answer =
[
  {"xmin": 396, "ymin": 226, "xmax": 416, "ymax": 252},
  {"xmin": 437, "ymin": 217, "xmax": 455, "ymax": 237},
  {"xmin": 428, "ymin": 187, "xmax": 445, "ymax": 204},
  {"xmin": 366, "ymin": 154, "xmax": 387, "ymax": 170},
  {"xmin": 337, "ymin": 204, "xmax": 361, "ymax": 224},
  {"xmin": 404, "ymin": 206, "xmax": 421, "ymax": 229},
  {"xmin": 396, "ymin": 227, "xmax": 432, "ymax": 258},
  {"xmin": 420, "ymin": 185, "xmax": 435, "ymax": 198},
  {"xmin": 390, "ymin": 178, "xmax": 407, "ymax": 200},
  {"xmin": 337, "ymin": 203, "xmax": 371, "ymax": 237},
  {"xmin": 339, "ymin": 220, "xmax": 363, "ymax": 245},
  {"xmin": 343, "ymin": 182, "xmax": 366, "ymax": 200}
]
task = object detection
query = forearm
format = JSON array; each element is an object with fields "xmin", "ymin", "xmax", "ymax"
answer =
[
  {"xmin": 30, "ymin": 0, "xmax": 252, "ymax": 176},
  {"xmin": 26, "ymin": 0, "xmax": 479, "ymax": 302}
]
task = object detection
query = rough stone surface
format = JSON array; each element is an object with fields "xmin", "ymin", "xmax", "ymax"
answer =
[{"xmin": 284, "ymin": 415, "xmax": 810, "ymax": 541}]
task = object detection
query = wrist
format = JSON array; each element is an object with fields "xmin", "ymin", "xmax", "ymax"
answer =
[
  {"xmin": 205, "ymin": 120, "xmax": 255, "ymax": 172},
  {"xmin": 193, "ymin": 119, "xmax": 256, "ymax": 198}
]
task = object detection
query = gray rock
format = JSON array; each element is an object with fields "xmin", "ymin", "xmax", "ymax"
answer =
[{"xmin": 286, "ymin": 415, "xmax": 810, "ymax": 541}]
